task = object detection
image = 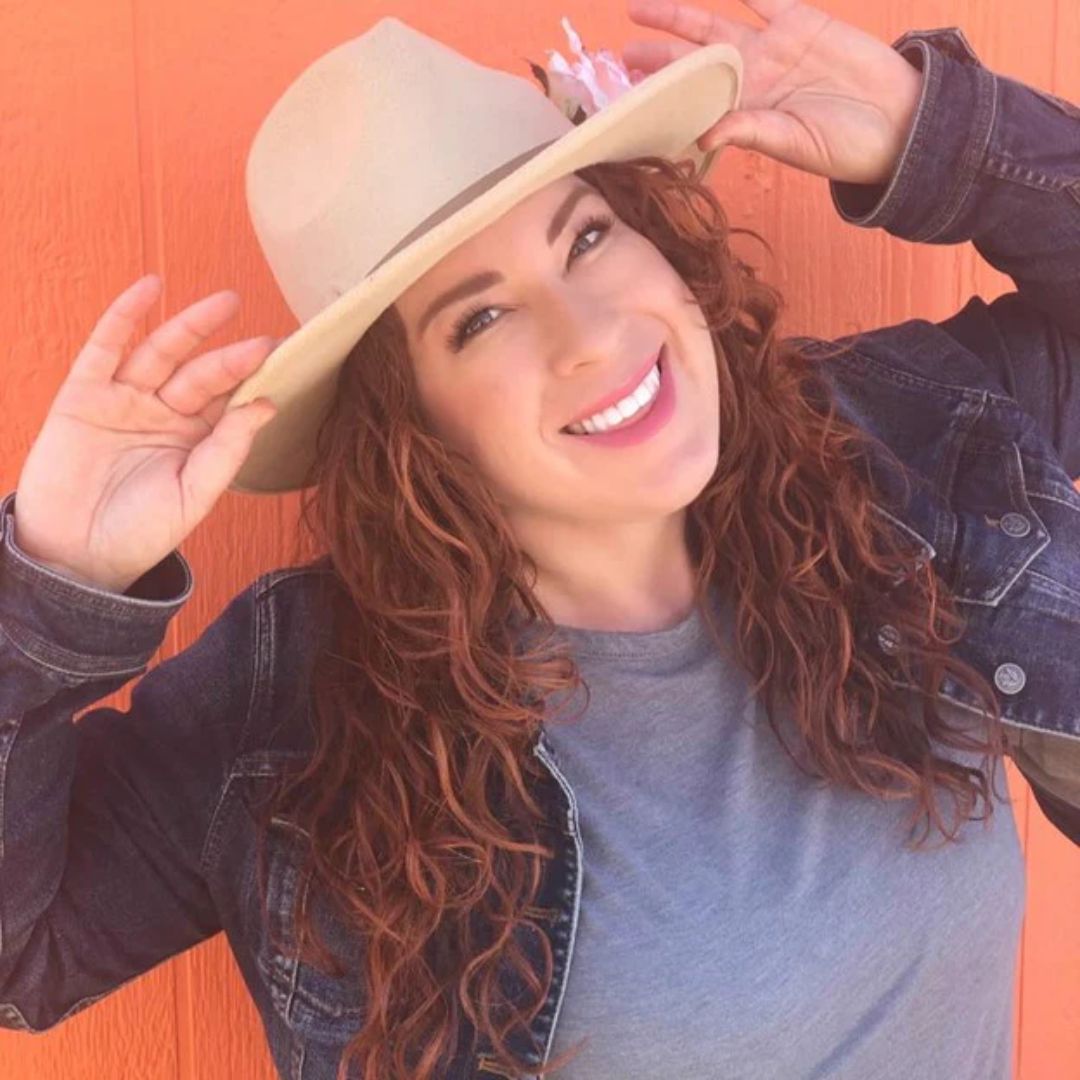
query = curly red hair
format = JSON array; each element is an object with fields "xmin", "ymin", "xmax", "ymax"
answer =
[{"xmin": 254, "ymin": 154, "xmax": 1008, "ymax": 1080}]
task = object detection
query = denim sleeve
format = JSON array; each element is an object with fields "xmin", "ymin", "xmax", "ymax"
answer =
[
  {"xmin": 0, "ymin": 489, "xmax": 255, "ymax": 1032},
  {"xmin": 828, "ymin": 26, "xmax": 1080, "ymax": 479}
]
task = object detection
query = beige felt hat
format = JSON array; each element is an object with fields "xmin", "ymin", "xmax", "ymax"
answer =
[{"xmin": 226, "ymin": 15, "xmax": 742, "ymax": 494}]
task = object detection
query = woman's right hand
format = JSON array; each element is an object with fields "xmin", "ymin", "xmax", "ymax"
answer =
[{"xmin": 13, "ymin": 274, "xmax": 279, "ymax": 595}]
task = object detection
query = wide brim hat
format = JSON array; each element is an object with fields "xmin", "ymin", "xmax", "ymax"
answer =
[{"xmin": 226, "ymin": 15, "xmax": 742, "ymax": 494}]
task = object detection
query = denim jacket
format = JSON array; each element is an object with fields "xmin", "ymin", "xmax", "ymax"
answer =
[{"xmin": 2, "ymin": 25, "xmax": 1079, "ymax": 1080}]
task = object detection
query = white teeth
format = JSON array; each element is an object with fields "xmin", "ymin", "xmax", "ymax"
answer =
[{"xmin": 566, "ymin": 363, "xmax": 661, "ymax": 435}]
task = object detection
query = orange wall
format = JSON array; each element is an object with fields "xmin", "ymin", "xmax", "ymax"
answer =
[{"xmin": 0, "ymin": 2, "xmax": 1077, "ymax": 1077}]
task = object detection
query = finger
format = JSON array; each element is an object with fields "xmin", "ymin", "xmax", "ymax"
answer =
[
  {"xmin": 622, "ymin": 37, "xmax": 697, "ymax": 77},
  {"xmin": 626, "ymin": 0, "xmax": 758, "ymax": 49},
  {"xmin": 739, "ymin": 0, "xmax": 801, "ymax": 21},
  {"xmin": 155, "ymin": 333, "xmax": 279, "ymax": 419},
  {"xmin": 69, "ymin": 273, "xmax": 164, "ymax": 382},
  {"xmin": 697, "ymin": 108, "xmax": 801, "ymax": 167},
  {"xmin": 179, "ymin": 398, "xmax": 276, "ymax": 519},
  {"xmin": 113, "ymin": 288, "xmax": 243, "ymax": 394}
]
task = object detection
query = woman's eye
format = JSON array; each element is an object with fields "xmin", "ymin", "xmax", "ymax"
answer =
[
  {"xmin": 446, "ymin": 212, "xmax": 615, "ymax": 351},
  {"xmin": 568, "ymin": 213, "xmax": 614, "ymax": 261}
]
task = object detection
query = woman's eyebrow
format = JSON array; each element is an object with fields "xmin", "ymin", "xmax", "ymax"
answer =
[
  {"xmin": 416, "ymin": 182, "xmax": 598, "ymax": 339},
  {"xmin": 544, "ymin": 182, "xmax": 596, "ymax": 245}
]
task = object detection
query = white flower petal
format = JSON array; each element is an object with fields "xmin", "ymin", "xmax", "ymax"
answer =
[
  {"xmin": 546, "ymin": 48, "xmax": 572, "ymax": 76},
  {"xmin": 559, "ymin": 17, "xmax": 607, "ymax": 111},
  {"xmin": 595, "ymin": 51, "xmax": 633, "ymax": 92},
  {"xmin": 561, "ymin": 16, "xmax": 585, "ymax": 58}
]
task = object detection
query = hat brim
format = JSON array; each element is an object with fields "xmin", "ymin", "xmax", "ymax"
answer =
[{"xmin": 227, "ymin": 40, "xmax": 741, "ymax": 494}]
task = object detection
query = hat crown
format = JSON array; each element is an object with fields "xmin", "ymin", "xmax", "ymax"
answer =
[
  {"xmin": 246, "ymin": 17, "xmax": 573, "ymax": 322},
  {"xmin": 230, "ymin": 18, "xmax": 740, "ymax": 493}
]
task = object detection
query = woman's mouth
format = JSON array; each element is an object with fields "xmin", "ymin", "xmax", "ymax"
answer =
[
  {"xmin": 561, "ymin": 348, "xmax": 666, "ymax": 437},
  {"xmin": 559, "ymin": 347, "xmax": 675, "ymax": 448}
]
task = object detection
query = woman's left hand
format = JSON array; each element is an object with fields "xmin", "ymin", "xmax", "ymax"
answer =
[{"xmin": 623, "ymin": 0, "xmax": 925, "ymax": 186}]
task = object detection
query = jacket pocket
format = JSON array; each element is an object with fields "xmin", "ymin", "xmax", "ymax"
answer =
[
  {"xmin": 255, "ymin": 815, "xmax": 366, "ymax": 1042},
  {"xmin": 231, "ymin": 759, "xmax": 367, "ymax": 1047},
  {"xmin": 945, "ymin": 437, "xmax": 1052, "ymax": 606}
]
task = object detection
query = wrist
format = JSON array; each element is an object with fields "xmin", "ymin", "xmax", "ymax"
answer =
[
  {"xmin": 11, "ymin": 523, "xmax": 131, "ymax": 596},
  {"xmin": 873, "ymin": 57, "xmax": 926, "ymax": 186}
]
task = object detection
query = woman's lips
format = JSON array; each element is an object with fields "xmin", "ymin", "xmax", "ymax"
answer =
[
  {"xmin": 559, "ymin": 346, "xmax": 676, "ymax": 447},
  {"xmin": 560, "ymin": 346, "xmax": 665, "ymax": 434}
]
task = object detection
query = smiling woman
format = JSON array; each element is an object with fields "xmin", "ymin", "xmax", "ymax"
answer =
[
  {"xmin": 390, "ymin": 171, "xmax": 723, "ymax": 626},
  {"xmin": 7, "ymin": 4, "xmax": 1073, "ymax": 1080},
  {"xmin": 274, "ymin": 150, "xmax": 1013, "ymax": 1079}
]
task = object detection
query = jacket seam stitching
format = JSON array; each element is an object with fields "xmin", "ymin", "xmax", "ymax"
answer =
[
  {"xmin": 200, "ymin": 577, "xmax": 272, "ymax": 875},
  {"xmin": 913, "ymin": 53, "xmax": 997, "ymax": 242},
  {"xmin": 0, "ymin": 620, "xmax": 154, "ymax": 680},
  {"xmin": 828, "ymin": 340, "xmax": 1009, "ymax": 402}
]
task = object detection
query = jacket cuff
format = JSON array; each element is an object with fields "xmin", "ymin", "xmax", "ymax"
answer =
[
  {"xmin": 0, "ymin": 490, "xmax": 194, "ymax": 676},
  {"xmin": 828, "ymin": 26, "xmax": 996, "ymax": 240}
]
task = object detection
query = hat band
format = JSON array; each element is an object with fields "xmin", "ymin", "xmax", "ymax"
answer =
[{"xmin": 369, "ymin": 137, "xmax": 562, "ymax": 275}]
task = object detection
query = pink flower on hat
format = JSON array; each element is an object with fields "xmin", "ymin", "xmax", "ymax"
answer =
[{"xmin": 527, "ymin": 16, "xmax": 644, "ymax": 125}]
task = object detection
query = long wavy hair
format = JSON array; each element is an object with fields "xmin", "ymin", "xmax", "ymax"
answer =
[{"xmin": 252, "ymin": 154, "xmax": 1009, "ymax": 1080}]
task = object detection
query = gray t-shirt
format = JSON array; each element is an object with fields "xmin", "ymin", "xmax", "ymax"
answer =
[{"xmin": 530, "ymin": 585, "xmax": 1026, "ymax": 1079}]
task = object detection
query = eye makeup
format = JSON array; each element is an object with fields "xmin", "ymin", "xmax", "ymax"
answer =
[{"xmin": 443, "ymin": 212, "xmax": 616, "ymax": 352}]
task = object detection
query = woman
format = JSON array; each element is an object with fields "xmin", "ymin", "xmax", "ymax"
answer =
[{"xmin": 3, "ymin": 2, "xmax": 1079, "ymax": 1078}]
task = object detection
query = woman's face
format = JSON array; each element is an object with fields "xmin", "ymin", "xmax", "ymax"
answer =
[{"xmin": 393, "ymin": 173, "xmax": 721, "ymax": 535}]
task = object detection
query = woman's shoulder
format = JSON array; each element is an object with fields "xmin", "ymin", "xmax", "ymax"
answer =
[{"xmin": 226, "ymin": 553, "xmax": 348, "ymax": 762}]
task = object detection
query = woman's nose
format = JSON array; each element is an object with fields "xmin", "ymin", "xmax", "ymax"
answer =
[{"xmin": 546, "ymin": 299, "xmax": 627, "ymax": 378}]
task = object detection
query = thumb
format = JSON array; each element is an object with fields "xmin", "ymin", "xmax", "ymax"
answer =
[
  {"xmin": 180, "ymin": 398, "xmax": 277, "ymax": 512},
  {"xmin": 699, "ymin": 109, "xmax": 766, "ymax": 154}
]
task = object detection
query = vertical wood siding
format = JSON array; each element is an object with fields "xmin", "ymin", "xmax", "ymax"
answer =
[{"xmin": 0, "ymin": 2, "xmax": 1076, "ymax": 1076}]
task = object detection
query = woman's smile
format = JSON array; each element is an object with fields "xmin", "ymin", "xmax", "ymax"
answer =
[{"xmin": 559, "ymin": 345, "xmax": 676, "ymax": 449}]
